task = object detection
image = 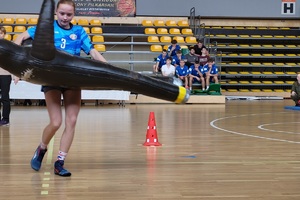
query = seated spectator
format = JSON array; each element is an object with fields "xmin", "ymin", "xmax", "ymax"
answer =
[
  {"xmin": 167, "ymin": 39, "xmax": 181, "ymax": 57},
  {"xmin": 189, "ymin": 61, "xmax": 205, "ymax": 91},
  {"xmin": 153, "ymin": 49, "xmax": 168, "ymax": 73},
  {"xmin": 291, "ymin": 73, "xmax": 300, "ymax": 106},
  {"xmin": 203, "ymin": 58, "xmax": 219, "ymax": 90},
  {"xmin": 194, "ymin": 39, "xmax": 206, "ymax": 56},
  {"xmin": 161, "ymin": 57, "xmax": 175, "ymax": 77},
  {"xmin": 185, "ymin": 47, "xmax": 198, "ymax": 67},
  {"xmin": 198, "ymin": 47, "xmax": 210, "ymax": 67},
  {"xmin": 176, "ymin": 60, "xmax": 190, "ymax": 89},
  {"xmin": 172, "ymin": 50, "xmax": 186, "ymax": 67}
]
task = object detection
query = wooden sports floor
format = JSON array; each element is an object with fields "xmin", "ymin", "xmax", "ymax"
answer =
[{"xmin": 0, "ymin": 99, "xmax": 299, "ymax": 200}]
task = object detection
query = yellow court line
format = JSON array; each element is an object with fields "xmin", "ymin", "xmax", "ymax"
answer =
[{"xmin": 46, "ymin": 137, "xmax": 55, "ymax": 165}]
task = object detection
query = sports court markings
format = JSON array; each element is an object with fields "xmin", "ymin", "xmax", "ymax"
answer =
[{"xmin": 210, "ymin": 112, "xmax": 300, "ymax": 144}]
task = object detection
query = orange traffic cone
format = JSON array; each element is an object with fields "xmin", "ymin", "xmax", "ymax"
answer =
[{"xmin": 143, "ymin": 112, "xmax": 162, "ymax": 146}]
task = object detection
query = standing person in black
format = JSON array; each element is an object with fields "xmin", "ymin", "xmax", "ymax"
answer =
[
  {"xmin": 193, "ymin": 39, "xmax": 206, "ymax": 56},
  {"xmin": 0, "ymin": 26, "xmax": 19, "ymax": 126}
]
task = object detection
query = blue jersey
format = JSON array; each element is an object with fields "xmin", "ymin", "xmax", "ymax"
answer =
[
  {"xmin": 27, "ymin": 21, "xmax": 93, "ymax": 56},
  {"xmin": 172, "ymin": 55, "xmax": 186, "ymax": 66},
  {"xmin": 176, "ymin": 65, "xmax": 190, "ymax": 77},
  {"xmin": 203, "ymin": 64, "xmax": 219, "ymax": 75},
  {"xmin": 167, "ymin": 44, "xmax": 181, "ymax": 57},
  {"xmin": 156, "ymin": 54, "xmax": 167, "ymax": 68},
  {"xmin": 189, "ymin": 65, "xmax": 204, "ymax": 77}
]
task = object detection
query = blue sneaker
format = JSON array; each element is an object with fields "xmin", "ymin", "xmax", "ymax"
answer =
[
  {"xmin": 31, "ymin": 146, "xmax": 47, "ymax": 171},
  {"xmin": 54, "ymin": 160, "xmax": 71, "ymax": 177},
  {"xmin": 0, "ymin": 120, "xmax": 9, "ymax": 126}
]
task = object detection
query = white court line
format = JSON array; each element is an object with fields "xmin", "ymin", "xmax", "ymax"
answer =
[
  {"xmin": 258, "ymin": 122, "xmax": 300, "ymax": 135},
  {"xmin": 210, "ymin": 112, "xmax": 300, "ymax": 144}
]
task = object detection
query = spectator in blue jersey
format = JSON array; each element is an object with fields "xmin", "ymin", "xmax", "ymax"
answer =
[
  {"xmin": 172, "ymin": 50, "xmax": 186, "ymax": 67},
  {"xmin": 167, "ymin": 39, "xmax": 181, "ymax": 57},
  {"xmin": 203, "ymin": 58, "xmax": 219, "ymax": 90},
  {"xmin": 153, "ymin": 49, "xmax": 168, "ymax": 73},
  {"xmin": 189, "ymin": 61, "xmax": 205, "ymax": 91},
  {"xmin": 176, "ymin": 60, "xmax": 190, "ymax": 89},
  {"xmin": 14, "ymin": 0, "xmax": 107, "ymax": 177},
  {"xmin": 161, "ymin": 57, "xmax": 175, "ymax": 77}
]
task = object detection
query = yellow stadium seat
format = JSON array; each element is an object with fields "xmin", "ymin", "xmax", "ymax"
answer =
[
  {"xmin": 92, "ymin": 35, "xmax": 104, "ymax": 43},
  {"xmin": 173, "ymin": 36, "xmax": 184, "ymax": 43},
  {"xmin": 169, "ymin": 28, "xmax": 180, "ymax": 34},
  {"xmin": 13, "ymin": 34, "xmax": 19, "ymax": 41},
  {"xmin": 142, "ymin": 20, "xmax": 153, "ymax": 26},
  {"xmin": 147, "ymin": 36, "xmax": 159, "ymax": 43},
  {"xmin": 144, "ymin": 28, "xmax": 156, "ymax": 34},
  {"xmin": 71, "ymin": 19, "xmax": 77, "ymax": 24},
  {"xmin": 15, "ymin": 18, "xmax": 27, "ymax": 24},
  {"xmin": 157, "ymin": 28, "xmax": 168, "ymax": 34},
  {"xmin": 94, "ymin": 44, "xmax": 106, "ymax": 52},
  {"xmin": 185, "ymin": 36, "xmax": 197, "ymax": 43},
  {"xmin": 177, "ymin": 20, "xmax": 189, "ymax": 27},
  {"xmin": 4, "ymin": 34, "xmax": 12, "ymax": 41},
  {"xmin": 90, "ymin": 19, "xmax": 101, "ymax": 26},
  {"xmin": 0, "ymin": 18, "xmax": 2, "ymax": 23},
  {"xmin": 28, "ymin": 18, "xmax": 38, "ymax": 25},
  {"xmin": 160, "ymin": 36, "xmax": 171, "ymax": 43},
  {"xmin": 3, "ymin": 26, "xmax": 13, "ymax": 33},
  {"xmin": 181, "ymin": 45, "xmax": 188, "ymax": 49},
  {"xmin": 227, "ymin": 89, "xmax": 238, "ymax": 92},
  {"xmin": 14, "ymin": 26, "xmax": 26, "ymax": 33},
  {"xmin": 165, "ymin": 20, "xmax": 177, "ymax": 27},
  {"xmin": 153, "ymin": 20, "xmax": 165, "ymax": 26},
  {"xmin": 78, "ymin": 18, "xmax": 89, "ymax": 25},
  {"xmin": 163, "ymin": 45, "xmax": 169, "ymax": 50},
  {"xmin": 83, "ymin": 27, "xmax": 90, "ymax": 33},
  {"xmin": 251, "ymin": 81, "xmax": 261, "ymax": 84},
  {"xmin": 181, "ymin": 28, "xmax": 193, "ymax": 35},
  {"xmin": 91, "ymin": 27, "xmax": 102, "ymax": 34},
  {"xmin": 3, "ymin": 17, "xmax": 14, "ymax": 24},
  {"xmin": 150, "ymin": 45, "xmax": 162, "ymax": 52}
]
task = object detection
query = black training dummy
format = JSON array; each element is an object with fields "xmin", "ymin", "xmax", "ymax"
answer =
[{"xmin": 0, "ymin": 0, "xmax": 189, "ymax": 103}]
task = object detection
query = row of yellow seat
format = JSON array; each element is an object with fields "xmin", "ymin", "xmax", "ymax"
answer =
[
  {"xmin": 148, "ymin": 35, "xmax": 196, "ymax": 44},
  {"xmin": 216, "ymin": 44, "xmax": 299, "ymax": 48},
  {"xmin": 221, "ymin": 53, "xmax": 300, "ymax": 57},
  {"xmin": 150, "ymin": 44, "xmax": 190, "ymax": 52},
  {"xmin": 0, "ymin": 17, "xmax": 102, "ymax": 26},
  {"xmin": 2, "ymin": 25, "xmax": 102, "ymax": 35},
  {"xmin": 225, "ymin": 89, "xmax": 287, "ymax": 92},
  {"xmin": 208, "ymin": 34, "xmax": 298, "ymax": 38},
  {"xmin": 145, "ymin": 27, "xmax": 193, "ymax": 35},
  {"xmin": 142, "ymin": 19, "xmax": 189, "ymax": 27},
  {"xmin": 2, "ymin": 25, "xmax": 27, "ymax": 33},
  {"xmin": 206, "ymin": 26, "xmax": 291, "ymax": 30},
  {"xmin": 223, "ymin": 62, "xmax": 298, "ymax": 66},
  {"xmin": 227, "ymin": 80, "xmax": 293, "ymax": 84},
  {"xmin": 0, "ymin": 17, "xmax": 38, "ymax": 25}
]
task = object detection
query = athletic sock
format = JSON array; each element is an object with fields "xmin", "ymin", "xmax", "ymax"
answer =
[
  {"xmin": 57, "ymin": 151, "xmax": 68, "ymax": 161},
  {"xmin": 40, "ymin": 142, "xmax": 47, "ymax": 150}
]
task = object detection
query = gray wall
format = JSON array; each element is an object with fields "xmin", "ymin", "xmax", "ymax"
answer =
[
  {"xmin": 0, "ymin": 0, "xmax": 299, "ymax": 18},
  {"xmin": 136, "ymin": 0, "xmax": 299, "ymax": 18}
]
